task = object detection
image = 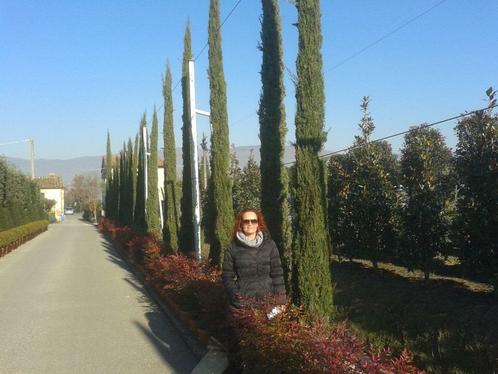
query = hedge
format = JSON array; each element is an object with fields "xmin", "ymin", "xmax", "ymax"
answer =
[{"xmin": 0, "ymin": 220, "xmax": 49, "ymax": 257}]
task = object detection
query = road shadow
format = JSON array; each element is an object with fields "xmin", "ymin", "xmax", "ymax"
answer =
[{"xmin": 98, "ymin": 234, "xmax": 198, "ymax": 373}]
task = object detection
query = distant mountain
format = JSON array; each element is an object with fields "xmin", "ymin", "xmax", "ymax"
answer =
[
  {"xmin": 3, "ymin": 146, "xmax": 330, "ymax": 186},
  {"xmin": 4, "ymin": 156, "xmax": 102, "ymax": 186}
]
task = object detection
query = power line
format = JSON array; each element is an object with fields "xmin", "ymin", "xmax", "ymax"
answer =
[
  {"xmin": 193, "ymin": 0, "xmax": 244, "ymax": 62},
  {"xmin": 172, "ymin": 0, "xmax": 244, "ymax": 94},
  {"xmin": 326, "ymin": 0, "xmax": 449, "ymax": 73},
  {"xmin": 283, "ymin": 104, "xmax": 498, "ymax": 166}
]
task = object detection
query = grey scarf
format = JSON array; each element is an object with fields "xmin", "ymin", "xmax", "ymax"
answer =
[{"xmin": 236, "ymin": 231, "xmax": 264, "ymax": 248}]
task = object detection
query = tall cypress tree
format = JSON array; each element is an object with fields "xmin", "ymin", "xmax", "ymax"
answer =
[
  {"xmin": 126, "ymin": 138, "xmax": 135, "ymax": 224},
  {"xmin": 104, "ymin": 131, "xmax": 113, "ymax": 218},
  {"xmin": 259, "ymin": 0, "xmax": 293, "ymax": 292},
  {"xmin": 132, "ymin": 134, "xmax": 139, "ymax": 221},
  {"xmin": 134, "ymin": 114, "xmax": 147, "ymax": 231},
  {"xmin": 118, "ymin": 143, "xmax": 128, "ymax": 224},
  {"xmin": 179, "ymin": 22, "xmax": 194, "ymax": 254},
  {"xmin": 146, "ymin": 108, "xmax": 161, "ymax": 235},
  {"xmin": 163, "ymin": 64, "xmax": 179, "ymax": 252},
  {"xmin": 291, "ymin": 0, "xmax": 333, "ymax": 318},
  {"xmin": 207, "ymin": 0, "xmax": 234, "ymax": 266}
]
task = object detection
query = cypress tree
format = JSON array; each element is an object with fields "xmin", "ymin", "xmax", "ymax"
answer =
[
  {"xmin": 163, "ymin": 64, "xmax": 179, "ymax": 252},
  {"xmin": 112, "ymin": 155, "xmax": 120, "ymax": 221},
  {"xmin": 207, "ymin": 0, "xmax": 234, "ymax": 266},
  {"xmin": 118, "ymin": 144, "xmax": 128, "ymax": 224},
  {"xmin": 132, "ymin": 134, "xmax": 139, "ymax": 221},
  {"xmin": 291, "ymin": 0, "xmax": 333, "ymax": 318},
  {"xmin": 179, "ymin": 22, "xmax": 194, "ymax": 254},
  {"xmin": 259, "ymin": 0, "xmax": 293, "ymax": 291},
  {"xmin": 134, "ymin": 114, "xmax": 147, "ymax": 231},
  {"xmin": 104, "ymin": 131, "xmax": 113, "ymax": 218},
  {"xmin": 146, "ymin": 108, "xmax": 161, "ymax": 235},
  {"xmin": 127, "ymin": 138, "xmax": 135, "ymax": 224}
]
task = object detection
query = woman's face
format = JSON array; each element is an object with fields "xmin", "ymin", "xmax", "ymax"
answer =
[{"xmin": 241, "ymin": 211, "xmax": 259, "ymax": 237}]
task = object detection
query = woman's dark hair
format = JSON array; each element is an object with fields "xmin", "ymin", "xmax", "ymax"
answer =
[{"xmin": 231, "ymin": 208, "xmax": 269, "ymax": 240}]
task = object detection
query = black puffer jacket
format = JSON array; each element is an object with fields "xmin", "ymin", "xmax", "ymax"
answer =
[{"xmin": 222, "ymin": 232, "xmax": 286, "ymax": 308}]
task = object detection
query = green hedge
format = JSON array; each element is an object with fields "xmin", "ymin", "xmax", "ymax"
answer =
[{"xmin": 0, "ymin": 220, "xmax": 49, "ymax": 256}]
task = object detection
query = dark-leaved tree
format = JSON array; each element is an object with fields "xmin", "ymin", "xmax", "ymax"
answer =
[{"xmin": 454, "ymin": 88, "xmax": 498, "ymax": 281}]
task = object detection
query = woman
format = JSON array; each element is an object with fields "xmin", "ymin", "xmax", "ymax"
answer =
[{"xmin": 222, "ymin": 208, "xmax": 286, "ymax": 309}]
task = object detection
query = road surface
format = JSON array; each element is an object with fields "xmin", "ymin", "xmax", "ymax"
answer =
[{"xmin": 0, "ymin": 215, "xmax": 198, "ymax": 373}]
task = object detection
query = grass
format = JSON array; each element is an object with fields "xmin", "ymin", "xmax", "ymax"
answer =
[{"xmin": 332, "ymin": 258, "xmax": 498, "ymax": 373}]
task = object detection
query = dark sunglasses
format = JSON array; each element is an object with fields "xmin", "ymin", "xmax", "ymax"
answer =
[{"xmin": 242, "ymin": 219, "xmax": 258, "ymax": 225}]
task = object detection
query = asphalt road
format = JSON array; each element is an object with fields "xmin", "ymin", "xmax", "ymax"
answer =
[{"xmin": 0, "ymin": 215, "xmax": 198, "ymax": 374}]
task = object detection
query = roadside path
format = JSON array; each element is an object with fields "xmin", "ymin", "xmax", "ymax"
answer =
[{"xmin": 0, "ymin": 215, "xmax": 198, "ymax": 373}]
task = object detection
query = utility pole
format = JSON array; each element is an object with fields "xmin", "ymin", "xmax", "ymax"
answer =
[
  {"xmin": 188, "ymin": 60, "xmax": 210, "ymax": 261},
  {"xmin": 142, "ymin": 124, "xmax": 149, "ymax": 204}
]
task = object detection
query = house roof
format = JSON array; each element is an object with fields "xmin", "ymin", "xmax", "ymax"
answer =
[{"xmin": 36, "ymin": 173, "xmax": 64, "ymax": 189}]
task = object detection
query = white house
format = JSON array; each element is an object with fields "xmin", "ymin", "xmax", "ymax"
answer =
[{"xmin": 36, "ymin": 173, "xmax": 65, "ymax": 222}]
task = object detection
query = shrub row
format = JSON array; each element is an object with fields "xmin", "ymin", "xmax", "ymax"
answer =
[
  {"xmin": 0, "ymin": 159, "xmax": 47, "ymax": 231},
  {"xmin": 0, "ymin": 220, "xmax": 49, "ymax": 257},
  {"xmin": 99, "ymin": 218, "xmax": 424, "ymax": 373}
]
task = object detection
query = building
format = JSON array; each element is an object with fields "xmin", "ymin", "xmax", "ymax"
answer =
[{"xmin": 36, "ymin": 173, "xmax": 65, "ymax": 222}]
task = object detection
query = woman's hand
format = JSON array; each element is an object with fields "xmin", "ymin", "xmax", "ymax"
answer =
[{"xmin": 267, "ymin": 305, "xmax": 286, "ymax": 320}]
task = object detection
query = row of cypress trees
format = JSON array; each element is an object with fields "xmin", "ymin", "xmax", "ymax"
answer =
[
  {"xmin": 104, "ymin": 0, "xmax": 335, "ymax": 318},
  {"xmin": 0, "ymin": 159, "xmax": 46, "ymax": 230},
  {"xmin": 327, "ymin": 92, "xmax": 498, "ymax": 283}
]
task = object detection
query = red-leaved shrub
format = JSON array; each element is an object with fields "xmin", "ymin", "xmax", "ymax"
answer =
[
  {"xmin": 99, "ymin": 219, "xmax": 424, "ymax": 373},
  {"xmin": 232, "ymin": 301, "xmax": 425, "ymax": 373}
]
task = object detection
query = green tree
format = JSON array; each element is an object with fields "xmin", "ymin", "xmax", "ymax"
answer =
[
  {"xmin": 229, "ymin": 145, "xmax": 243, "ymax": 213},
  {"xmin": 347, "ymin": 97, "xmax": 399, "ymax": 268},
  {"xmin": 200, "ymin": 133, "xmax": 210, "ymax": 243},
  {"xmin": 134, "ymin": 114, "xmax": 147, "ymax": 231},
  {"xmin": 291, "ymin": 0, "xmax": 333, "ymax": 318},
  {"xmin": 327, "ymin": 154, "xmax": 354, "ymax": 261},
  {"xmin": 118, "ymin": 144, "xmax": 128, "ymax": 224},
  {"xmin": 0, "ymin": 159, "xmax": 46, "ymax": 230},
  {"xmin": 259, "ymin": 0, "xmax": 293, "ymax": 291},
  {"xmin": 200, "ymin": 133, "xmax": 210, "ymax": 194},
  {"xmin": 401, "ymin": 127, "xmax": 453, "ymax": 279},
  {"xmin": 146, "ymin": 108, "xmax": 161, "ymax": 235},
  {"xmin": 239, "ymin": 150, "xmax": 261, "ymax": 211},
  {"xmin": 179, "ymin": 22, "xmax": 194, "ymax": 254},
  {"xmin": 207, "ymin": 0, "xmax": 234, "ymax": 266},
  {"xmin": 104, "ymin": 131, "xmax": 113, "ymax": 218},
  {"xmin": 163, "ymin": 64, "xmax": 179, "ymax": 252},
  {"xmin": 454, "ymin": 88, "xmax": 498, "ymax": 281},
  {"xmin": 132, "ymin": 134, "xmax": 139, "ymax": 221},
  {"xmin": 126, "ymin": 138, "xmax": 135, "ymax": 224}
]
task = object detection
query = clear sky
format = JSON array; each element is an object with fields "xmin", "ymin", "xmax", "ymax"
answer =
[{"xmin": 1, "ymin": 0, "xmax": 497, "ymax": 160}]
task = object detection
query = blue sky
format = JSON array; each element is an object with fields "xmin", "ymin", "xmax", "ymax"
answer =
[{"xmin": 1, "ymin": 0, "xmax": 497, "ymax": 160}]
